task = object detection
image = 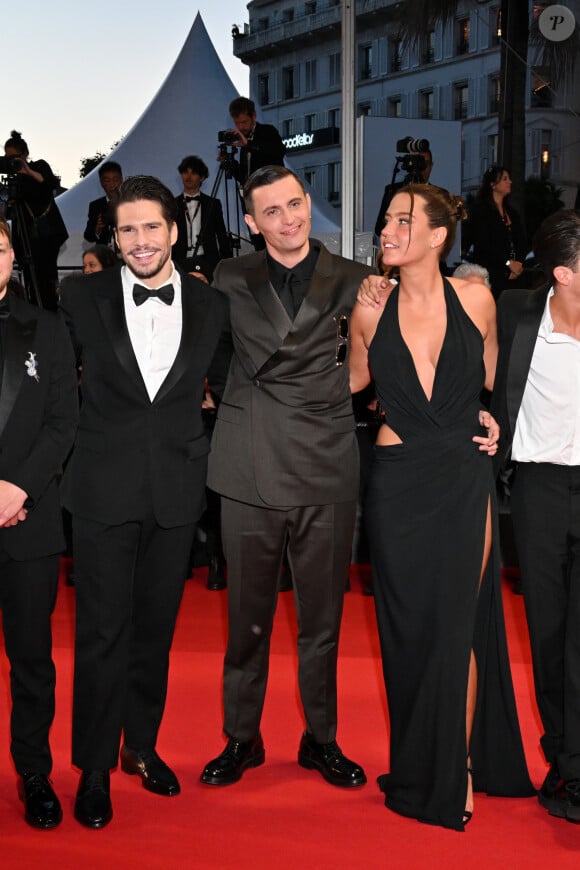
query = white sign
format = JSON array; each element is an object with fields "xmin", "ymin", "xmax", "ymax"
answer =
[
  {"xmin": 283, "ymin": 133, "xmax": 314, "ymax": 149},
  {"xmin": 538, "ymin": 4, "xmax": 576, "ymax": 42}
]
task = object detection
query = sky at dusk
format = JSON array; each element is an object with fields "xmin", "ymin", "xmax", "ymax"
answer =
[{"xmin": 3, "ymin": 1, "xmax": 250, "ymax": 189}]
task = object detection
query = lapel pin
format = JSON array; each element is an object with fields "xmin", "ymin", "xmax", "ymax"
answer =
[{"xmin": 25, "ymin": 351, "xmax": 40, "ymax": 382}]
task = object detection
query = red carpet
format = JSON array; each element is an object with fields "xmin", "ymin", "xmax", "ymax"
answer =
[{"xmin": 1, "ymin": 562, "xmax": 579, "ymax": 868}]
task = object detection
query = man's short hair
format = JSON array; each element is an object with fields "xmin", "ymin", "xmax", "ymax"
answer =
[
  {"xmin": 177, "ymin": 155, "xmax": 209, "ymax": 179},
  {"xmin": 229, "ymin": 97, "xmax": 255, "ymax": 118},
  {"xmin": 98, "ymin": 161, "xmax": 122, "ymax": 178},
  {"xmin": 113, "ymin": 175, "xmax": 177, "ymax": 226},
  {"xmin": 243, "ymin": 166, "xmax": 306, "ymax": 216},
  {"xmin": 533, "ymin": 209, "xmax": 580, "ymax": 279},
  {"xmin": 0, "ymin": 217, "xmax": 12, "ymax": 245},
  {"xmin": 452, "ymin": 262, "xmax": 490, "ymax": 288}
]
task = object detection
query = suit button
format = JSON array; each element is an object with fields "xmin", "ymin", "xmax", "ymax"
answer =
[{"xmin": 253, "ymin": 378, "xmax": 260, "ymax": 387}]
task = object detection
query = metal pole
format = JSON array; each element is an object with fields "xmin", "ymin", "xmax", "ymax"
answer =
[{"xmin": 341, "ymin": 0, "xmax": 355, "ymax": 259}]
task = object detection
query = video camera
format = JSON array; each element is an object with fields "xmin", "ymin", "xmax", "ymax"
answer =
[
  {"xmin": 218, "ymin": 130, "xmax": 239, "ymax": 146},
  {"xmin": 0, "ymin": 155, "xmax": 23, "ymax": 174},
  {"xmin": 395, "ymin": 137, "xmax": 430, "ymax": 179}
]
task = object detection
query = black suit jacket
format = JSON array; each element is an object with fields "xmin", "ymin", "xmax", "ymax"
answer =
[
  {"xmin": 208, "ymin": 242, "xmax": 373, "ymax": 507},
  {"xmin": 491, "ymin": 284, "xmax": 549, "ymax": 474},
  {"xmin": 59, "ymin": 266, "xmax": 230, "ymax": 527},
  {"xmin": 0, "ymin": 293, "xmax": 78, "ymax": 559},
  {"xmin": 84, "ymin": 195, "xmax": 115, "ymax": 245},
  {"xmin": 172, "ymin": 192, "xmax": 232, "ymax": 279},
  {"xmin": 234, "ymin": 122, "xmax": 286, "ymax": 184}
]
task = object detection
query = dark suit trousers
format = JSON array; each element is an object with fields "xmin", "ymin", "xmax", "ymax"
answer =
[
  {"xmin": 220, "ymin": 497, "xmax": 356, "ymax": 744},
  {"xmin": 71, "ymin": 512, "xmax": 195, "ymax": 770},
  {"xmin": 511, "ymin": 462, "xmax": 580, "ymax": 781},
  {"xmin": 0, "ymin": 550, "xmax": 59, "ymax": 774}
]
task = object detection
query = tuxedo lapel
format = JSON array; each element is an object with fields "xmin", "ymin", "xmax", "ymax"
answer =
[
  {"xmin": 153, "ymin": 277, "xmax": 205, "ymax": 403},
  {"xmin": 245, "ymin": 256, "xmax": 292, "ymax": 341},
  {"xmin": 95, "ymin": 276, "xmax": 149, "ymax": 401},
  {"xmin": 506, "ymin": 287, "xmax": 547, "ymax": 434},
  {"xmin": 0, "ymin": 304, "xmax": 37, "ymax": 439}
]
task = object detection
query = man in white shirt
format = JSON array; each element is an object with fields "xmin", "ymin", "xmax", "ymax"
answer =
[
  {"xmin": 492, "ymin": 209, "xmax": 580, "ymax": 823},
  {"xmin": 60, "ymin": 176, "xmax": 230, "ymax": 828}
]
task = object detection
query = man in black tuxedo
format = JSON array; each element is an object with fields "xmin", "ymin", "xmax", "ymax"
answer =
[
  {"xmin": 60, "ymin": 176, "xmax": 230, "ymax": 829},
  {"xmin": 491, "ymin": 209, "xmax": 580, "ymax": 823},
  {"xmin": 225, "ymin": 97, "xmax": 286, "ymax": 185},
  {"xmin": 83, "ymin": 160, "xmax": 123, "ymax": 248},
  {"xmin": 201, "ymin": 167, "xmax": 371, "ymax": 790},
  {"xmin": 0, "ymin": 219, "xmax": 78, "ymax": 828},
  {"xmin": 172, "ymin": 155, "xmax": 232, "ymax": 282}
]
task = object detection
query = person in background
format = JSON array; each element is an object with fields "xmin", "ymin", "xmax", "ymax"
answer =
[
  {"xmin": 82, "ymin": 244, "xmax": 118, "ymax": 274},
  {"xmin": 172, "ymin": 155, "xmax": 232, "ymax": 282},
  {"xmin": 3, "ymin": 131, "xmax": 69, "ymax": 310},
  {"xmin": 83, "ymin": 161, "xmax": 123, "ymax": 249},
  {"xmin": 452, "ymin": 261, "xmax": 491, "ymax": 288},
  {"xmin": 462, "ymin": 165, "xmax": 527, "ymax": 300}
]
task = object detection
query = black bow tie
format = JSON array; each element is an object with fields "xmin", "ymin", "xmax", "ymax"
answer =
[
  {"xmin": 0, "ymin": 296, "xmax": 10, "ymax": 319},
  {"xmin": 133, "ymin": 283, "xmax": 175, "ymax": 306},
  {"xmin": 184, "ymin": 195, "xmax": 200, "ymax": 202}
]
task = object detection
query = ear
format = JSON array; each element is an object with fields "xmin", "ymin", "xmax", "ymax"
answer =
[
  {"xmin": 431, "ymin": 226, "xmax": 447, "ymax": 249},
  {"xmin": 244, "ymin": 212, "xmax": 258, "ymax": 236},
  {"xmin": 169, "ymin": 221, "xmax": 178, "ymax": 246},
  {"xmin": 553, "ymin": 265, "xmax": 572, "ymax": 286}
]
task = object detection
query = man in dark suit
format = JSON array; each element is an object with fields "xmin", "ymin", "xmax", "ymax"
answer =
[
  {"xmin": 60, "ymin": 176, "xmax": 230, "ymax": 829},
  {"xmin": 83, "ymin": 160, "xmax": 123, "ymax": 247},
  {"xmin": 0, "ymin": 219, "xmax": 78, "ymax": 828},
  {"xmin": 201, "ymin": 166, "xmax": 371, "ymax": 790},
  {"xmin": 225, "ymin": 97, "xmax": 286, "ymax": 185},
  {"xmin": 172, "ymin": 155, "xmax": 232, "ymax": 282},
  {"xmin": 491, "ymin": 209, "xmax": 580, "ymax": 823}
]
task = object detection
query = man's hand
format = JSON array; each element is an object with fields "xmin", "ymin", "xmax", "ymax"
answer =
[
  {"xmin": 0, "ymin": 481, "xmax": 28, "ymax": 527},
  {"xmin": 508, "ymin": 260, "xmax": 524, "ymax": 280},
  {"xmin": 357, "ymin": 275, "xmax": 390, "ymax": 308},
  {"xmin": 473, "ymin": 410, "xmax": 499, "ymax": 456}
]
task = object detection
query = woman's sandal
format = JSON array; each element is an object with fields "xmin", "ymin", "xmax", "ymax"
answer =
[{"xmin": 463, "ymin": 758, "xmax": 474, "ymax": 825}]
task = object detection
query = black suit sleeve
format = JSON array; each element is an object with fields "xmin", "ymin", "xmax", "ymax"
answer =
[
  {"xmin": 9, "ymin": 314, "xmax": 78, "ymax": 503},
  {"xmin": 206, "ymin": 292, "xmax": 232, "ymax": 401}
]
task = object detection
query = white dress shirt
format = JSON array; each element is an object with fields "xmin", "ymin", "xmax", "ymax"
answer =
[
  {"xmin": 512, "ymin": 287, "xmax": 580, "ymax": 465},
  {"xmin": 122, "ymin": 264, "xmax": 182, "ymax": 402}
]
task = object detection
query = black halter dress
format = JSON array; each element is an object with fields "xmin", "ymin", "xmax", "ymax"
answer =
[{"xmin": 365, "ymin": 279, "xmax": 534, "ymax": 831}]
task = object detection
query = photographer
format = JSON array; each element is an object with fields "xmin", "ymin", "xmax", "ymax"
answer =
[
  {"xmin": 2, "ymin": 131, "xmax": 68, "ymax": 310},
  {"xmin": 374, "ymin": 138, "xmax": 434, "ymax": 240},
  {"xmin": 221, "ymin": 97, "xmax": 286, "ymax": 184}
]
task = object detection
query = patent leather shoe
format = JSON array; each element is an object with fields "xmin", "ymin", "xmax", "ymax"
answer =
[
  {"xmin": 565, "ymin": 778, "xmax": 580, "ymax": 823},
  {"xmin": 120, "ymin": 745, "xmax": 180, "ymax": 796},
  {"xmin": 201, "ymin": 734, "xmax": 265, "ymax": 785},
  {"xmin": 18, "ymin": 772, "xmax": 63, "ymax": 829},
  {"xmin": 74, "ymin": 770, "xmax": 112, "ymax": 828},
  {"xmin": 538, "ymin": 764, "xmax": 567, "ymax": 817},
  {"xmin": 298, "ymin": 732, "xmax": 366, "ymax": 788}
]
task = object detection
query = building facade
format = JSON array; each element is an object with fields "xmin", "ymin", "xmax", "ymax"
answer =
[{"xmin": 232, "ymin": 0, "xmax": 580, "ymax": 211}]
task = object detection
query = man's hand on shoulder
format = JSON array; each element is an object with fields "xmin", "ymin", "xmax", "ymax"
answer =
[
  {"xmin": 357, "ymin": 274, "xmax": 391, "ymax": 309},
  {"xmin": 0, "ymin": 481, "xmax": 29, "ymax": 527}
]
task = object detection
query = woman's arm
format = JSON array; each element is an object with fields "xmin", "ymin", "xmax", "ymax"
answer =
[{"xmin": 349, "ymin": 294, "xmax": 383, "ymax": 394}]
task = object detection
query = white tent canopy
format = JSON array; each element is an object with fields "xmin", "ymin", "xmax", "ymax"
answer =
[{"xmin": 56, "ymin": 13, "xmax": 340, "ymax": 268}]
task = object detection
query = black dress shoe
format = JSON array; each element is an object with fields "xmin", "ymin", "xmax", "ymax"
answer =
[
  {"xmin": 201, "ymin": 734, "xmax": 265, "ymax": 785},
  {"xmin": 298, "ymin": 732, "xmax": 367, "ymax": 788},
  {"xmin": 120, "ymin": 745, "xmax": 180, "ymax": 796},
  {"xmin": 18, "ymin": 772, "xmax": 63, "ymax": 829},
  {"xmin": 74, "ymin": 770, "xmax": 112, "ymax": 829},
  {"xmin": 565, "ymin": 778, "xmax": 580, "ymax": 823},
  {"xmin": 207, "ymin": 554, "xmax": 227, "ymax": 591},
  {"xmin": 538, "ymin": 764, "xmax": 567, "ymax": 817}
]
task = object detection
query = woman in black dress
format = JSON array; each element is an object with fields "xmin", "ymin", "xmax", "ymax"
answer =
[
  {"xmin": 350, "ymin": 184, "xmax": 533, "ymax": 831},
  {"xmin": 462, "ymin": 165, "xmax": 527, "ymax": 300}
]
